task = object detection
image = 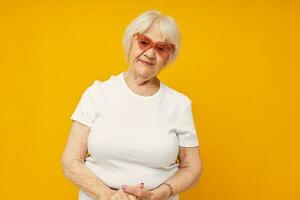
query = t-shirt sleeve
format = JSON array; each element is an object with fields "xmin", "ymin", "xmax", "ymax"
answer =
[
  {"xmin": 176, "ymin": 100, "xmax": 200, "ymax": 147},
  {"xmin": 70, "ymin": 82, "xmax": 97, "ymax": 127}
]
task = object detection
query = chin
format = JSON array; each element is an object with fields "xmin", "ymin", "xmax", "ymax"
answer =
[{"xmin": 134, "ymin": 66, "xmax": 151, "ymax": 77}]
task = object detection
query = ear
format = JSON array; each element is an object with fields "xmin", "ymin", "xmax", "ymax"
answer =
[
  {"xmin": 128, "ymin": 36, "xmax": 135, "ymax": 54},
  {"xmin": 126, "ymin": 39, "xmax": 134, "ymax": 62}
]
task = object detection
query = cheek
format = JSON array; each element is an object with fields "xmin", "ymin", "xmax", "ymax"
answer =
[
  {"xmin": 129, "ymin": 47, "xmax": 143, "ymax": 63},
  {"xmin": 156, "ymin": 57, "xmax": 167, "ymax": 68}
]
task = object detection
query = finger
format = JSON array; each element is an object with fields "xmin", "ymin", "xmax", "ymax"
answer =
[
  {"xmin": 114, "ymin": 190, "xmax": 126, "ymax": 200},
  {"xmin": 122, "ymin": 185, "xmax": 143, "ymax": 198},
  {"xmin": 124, "ymin": 183, "xmax": 144, "ymax": 189},
  {"xmin": 110, "ymin": 195, "xmax": 118, "ymax": 200},
  {"xmin": 136, "ymin": 182, "xmax": 144, "ymax": 188},
  {"xmin": 122, "ymin": 183, "xmax": 144, "ymax": 193},
  {"xmin": 117, "ymin": 194, "xmax": 127, "ymax": 200},
  {"xmin": 121, "ymin": 190, "xmax": 130, "ymax": 200},
  {"xmin": 126, "ymin": 187, "xmax": 153, "ymax": 199},
  {"xmin": 128, "ymin": 194, "xmax": 137, "ymax": 200},
  {"xmin": 110, "ymin": 193, "xmax": 118, "ymax": 200},
  {"xmin": 126, "ymin": 194, "xmax": 137, "ymax": 200}
]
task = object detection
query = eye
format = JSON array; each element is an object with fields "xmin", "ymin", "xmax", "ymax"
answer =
[
  {"xmin": 156, "ymin": 44, "xmax": 167, "ymax": 52},
  {"xmin": 139, "ymin": 40, "xmax": 149, "ymax": 45},
  {"xmin": 137, "ymin": 36, "xmax": 151, "ymax": 46}
]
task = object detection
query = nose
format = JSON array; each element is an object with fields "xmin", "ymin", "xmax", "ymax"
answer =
[{"xmin": 143, "ymin": 46, "xmax": 155, "ymax": 60}]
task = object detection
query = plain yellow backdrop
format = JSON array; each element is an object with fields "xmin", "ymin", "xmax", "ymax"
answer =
[{"xmin": 0, "ymin": 0, "xmax": 299, "ymax": 199}]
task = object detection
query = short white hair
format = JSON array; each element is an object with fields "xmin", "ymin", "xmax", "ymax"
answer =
[{"xmin": 122, "ymin": 10, "xmax": 181, "ymax": 66}]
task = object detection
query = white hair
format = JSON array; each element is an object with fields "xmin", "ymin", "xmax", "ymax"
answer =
[{"xmin": 122, "ymin": 10, "xmax": 181, "ymax": 66}]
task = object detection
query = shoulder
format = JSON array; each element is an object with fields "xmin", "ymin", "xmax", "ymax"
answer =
[
  {"xmin": 83, "ymin": 80, "xmax": 102, "ymax": 97},
  {"xmin": 84, "ymin": 73, "xmax": 118, "ymax": 99},
  {"xmin": 85, "ymin": 73, "xmax": 116, "ymax": 93},
  {"xmin": 161, "ymin": 82, "xmax": 192, "ymax": 108}
]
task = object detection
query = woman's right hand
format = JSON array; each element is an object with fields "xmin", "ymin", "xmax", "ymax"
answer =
[{"xmin": 104, "ymin": 189, "xmax": 137, "ymax": 200}]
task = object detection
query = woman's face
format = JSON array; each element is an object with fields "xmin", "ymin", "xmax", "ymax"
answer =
[{"xmin": 127, "ymin": 20, "xmax": 171, "ymax": 80}]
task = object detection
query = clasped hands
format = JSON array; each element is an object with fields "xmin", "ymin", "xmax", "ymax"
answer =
[{"xmin": 104, "ymin": 182, "xmax": 157, "ymax": 200}]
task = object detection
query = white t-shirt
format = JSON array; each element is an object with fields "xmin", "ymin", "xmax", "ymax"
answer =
[{"xmin": 70, "ymin": 71, "xmax": 200, "ymax": 200}]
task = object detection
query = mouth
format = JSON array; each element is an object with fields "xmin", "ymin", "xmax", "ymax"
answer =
[{"xmin": 138, "ymin": 59, "xmax": 154, "ymax": 66}]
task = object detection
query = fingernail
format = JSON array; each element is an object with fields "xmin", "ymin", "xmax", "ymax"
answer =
[{"xmin": 122, "ymin": 185, "xmax": 127, "ymax": 189}]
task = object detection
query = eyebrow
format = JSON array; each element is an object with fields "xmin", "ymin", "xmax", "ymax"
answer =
[{"xmin": 143, "ymin": 33, "xmax": 166, "ymax": 43}]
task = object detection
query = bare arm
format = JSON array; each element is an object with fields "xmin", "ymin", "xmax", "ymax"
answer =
[
  {"xmin": 61, "ymin": 121, "xmax": 114, "ymax": 199},
  {"xmin": 151, "ymin": 146, "xmax": 203, "ymax": 199}
]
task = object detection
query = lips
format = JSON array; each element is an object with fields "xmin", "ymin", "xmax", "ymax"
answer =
[{"xmin": 139, "ymin": 59, "xmax": 154, "ymax": 65}]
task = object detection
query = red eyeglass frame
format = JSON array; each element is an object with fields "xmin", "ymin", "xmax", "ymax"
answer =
[{"xmin": 133, "ymin": 32, "xmax": 176, "ymax": 57}]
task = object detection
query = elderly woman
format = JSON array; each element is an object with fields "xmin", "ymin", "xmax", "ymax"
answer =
[{"xmin": 61, "ymin": 10, "xmax": 202, "ymax": 200}]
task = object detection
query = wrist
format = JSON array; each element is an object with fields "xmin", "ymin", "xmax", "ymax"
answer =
[
  {"xmin": 97, "ymin": 188, "xmax": 114, "ymax": 199},
  {"xmin": 152, "ymin": 184, "xmax": 172, "ymax": 200},
  {"xmin": 162, "ymin": 183, "xmax": 173, "ymax": 198}
]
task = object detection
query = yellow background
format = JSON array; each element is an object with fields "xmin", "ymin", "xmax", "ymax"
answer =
[{"xmin": 1, "ymin": 0, "xmax": 299, "ymax": 199}]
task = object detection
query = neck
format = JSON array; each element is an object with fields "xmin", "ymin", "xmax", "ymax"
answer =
[{"xmin": 123, "ymin": 70, "xmax": 160, "ymax": 96}]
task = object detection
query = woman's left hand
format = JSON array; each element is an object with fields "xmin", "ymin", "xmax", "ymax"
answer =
[{"xmin": 122, "ymin": 183, "xmax": 154, "ymax": 200}]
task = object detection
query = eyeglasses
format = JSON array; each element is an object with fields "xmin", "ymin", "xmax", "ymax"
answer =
[{"xmin": 133, "ymin": 32, "xmax": 176, "ymax": 58}]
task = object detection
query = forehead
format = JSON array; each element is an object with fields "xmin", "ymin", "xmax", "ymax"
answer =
[{"xmin": 142, "ymin": 20, "xmax": 166, "ymax": 43}]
